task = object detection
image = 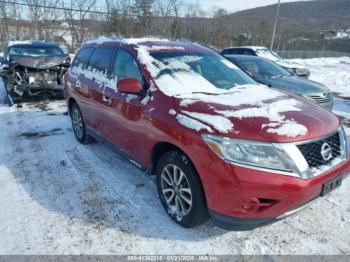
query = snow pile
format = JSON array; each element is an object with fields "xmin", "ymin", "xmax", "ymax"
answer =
[
  {"xmin": 288, "ymin": 57, "xmax": 350, "ymax": 98},
  {"xmin": 288, "ymin": 57, "xmax": 350, "ymax": 67}
]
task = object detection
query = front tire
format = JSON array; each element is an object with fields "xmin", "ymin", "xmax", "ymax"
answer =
[
  {"xmin": 156, "ymin": 151, "xmax": 209, "ymax": 228},
  {"xmin": 70, "ymin": 103, "xmax": 92, "ymax": 144}
]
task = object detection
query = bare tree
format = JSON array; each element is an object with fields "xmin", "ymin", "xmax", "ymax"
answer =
[
  {"xmin": 210, "ymin": 8, "xmax": 229, "ymax": 47},
  {"xmin": 109, "ymin": 0, "xmax": 133, "ymax": 37},
  {"xmin": 132, "ymin": 0, "xmax": 155, "ymax": 35},
  {"xmin": 0, "ymin": 1, "xmax": 10, "ymax": 43},
  {"xmin": 63, "ymin": 0, "xmax": 97, "ymax": 50},
  {"xmin": 153, "ymin": 0, "xmax": 180, "ymax": 38}
]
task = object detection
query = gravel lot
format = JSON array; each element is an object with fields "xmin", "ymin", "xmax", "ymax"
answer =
[{"xmin": 0, "ymin": 58, "xmax": 350, "ymax": 255}]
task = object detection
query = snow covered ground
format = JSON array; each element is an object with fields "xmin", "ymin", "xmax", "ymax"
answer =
[
  {"xmin": 289, "ymin": 57, "xmax": 350, "ymax": 98},
  {"xmin": 0, "ymin": 57, "xmax": 350, "ymax": 255}
]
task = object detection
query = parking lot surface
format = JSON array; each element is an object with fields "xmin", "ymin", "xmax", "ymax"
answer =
[{"xmin": 0, "ymin": 58, "xmax": 350, "ymax": 255}]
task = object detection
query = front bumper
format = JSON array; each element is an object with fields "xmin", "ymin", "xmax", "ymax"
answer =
[
  {"xmin": 209, "ymin": 197, "xmax": 319, "ymax": 231},
  {"xmin": 206, "ymin": 158, "xmax": 350, "ymax": 231}
]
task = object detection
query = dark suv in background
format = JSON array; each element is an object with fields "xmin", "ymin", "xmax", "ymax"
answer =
[{"xmin": 224, "ymin": 55, "xmax": 333, "ymax": 111}]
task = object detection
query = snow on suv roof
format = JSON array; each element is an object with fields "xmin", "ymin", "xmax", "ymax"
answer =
[
  {"xmin": 84, "ymin": 37, "xmax": 196, "ymax": 51},
  {"xmin": 223, "ymin": 46, "xmax": 267, "ymax": 51}
]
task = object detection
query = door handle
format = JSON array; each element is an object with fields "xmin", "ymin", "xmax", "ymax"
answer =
[{"xmin": 103, "ymin": 95, "xmax": 112, "ymax": 105}]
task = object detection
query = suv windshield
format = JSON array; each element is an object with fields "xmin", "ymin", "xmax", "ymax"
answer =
[
  {"xmin": 255, "ymin": 48, "xmax": 281, "ymax": 61},
  {"xmin": 151, "ymin": 51, "xmax": 256, "ymax": 90},
  {"xmin": 8, "ymin": 45, "xmax": 63, "ymax": 56},
  {"xmin": 236, "ymin": 58, "xmax": 291, "ymax": 78}
]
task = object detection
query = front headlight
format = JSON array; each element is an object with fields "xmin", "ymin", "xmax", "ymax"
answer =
[
  {"xmin": 295, "ymin": 68, "xmax": 309, "ymax": 76},
  {"xmin": 202, "ymin": 134, "xmax": 294, "ymax": 173}
]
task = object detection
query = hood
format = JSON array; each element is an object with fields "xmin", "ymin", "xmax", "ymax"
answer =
[
  {"xmin": 275, "ymin": 59, "xmax": 306, "ymax": 69},
  {"xmin": 173, "ymin": 85, "xmax": 339, "ymax": 143},
  {"xmin": 256, "ymin": 76, "xmax": 330, "ymax": 95},
  {"xmin": 8, "ymin": 54, "xmax": 69, "ymax": 69}
]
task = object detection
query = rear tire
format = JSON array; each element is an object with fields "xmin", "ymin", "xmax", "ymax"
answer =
[
  {"xmin": 156, "ymin": 151, "xmax": 209, "ymax": 228},
  {"xmin": 70, "ymin": 103, "xmax": 93, "ymax": 144}
]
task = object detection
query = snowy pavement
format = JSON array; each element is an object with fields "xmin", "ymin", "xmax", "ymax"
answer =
[{"xmin": 0, "ymin": 58, "xmax": 350, "ymax": 255}]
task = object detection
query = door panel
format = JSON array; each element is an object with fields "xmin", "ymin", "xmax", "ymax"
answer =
[
  {"xmin": 101, "ymin": 89, "xmax": 150, "ymax": 164},
  {"xmin": 98, "ymin": 48, "xmax": 150, "ymax": 165}
]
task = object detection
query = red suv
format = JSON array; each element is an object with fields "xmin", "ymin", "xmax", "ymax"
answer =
[{"xmin": 65, "ymin": 38, "xmax": 350, "ymax": 230}]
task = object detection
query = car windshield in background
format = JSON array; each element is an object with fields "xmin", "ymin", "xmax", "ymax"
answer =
[
  {"xmin": 8, "ymin": 46, "xmax": 64, "ymax": 56},
  {"xmin": 255, "ymin": 48, "xmax": 281, "ymax": 61},
  {"xmin": 236, "ymin": 58, "xmax": 292, "ymax": 78},
  {"xmin": 151, "ymin": 52, "xmax": 256, "ymax": 90}
]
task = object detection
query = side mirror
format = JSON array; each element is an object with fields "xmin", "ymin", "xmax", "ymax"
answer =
[
  {"xmin": 244, "ymin": 70, "xmax": 254, "ymax": 78},
  {"xmin": 117, "ymin": 78, "xmax": 143, "ymax": 95},
  {"xmin": 0, "ymin": 56, "xmax": 4, "ymax": 65}
]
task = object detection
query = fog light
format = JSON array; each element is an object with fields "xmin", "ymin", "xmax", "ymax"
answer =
[
  {"xmin": 240, "ymin": 198, "xmax": 261, "ymax": 213},
  {"xmin": 240, "ymin": 198, "xmax": 278, "ymax": 213}
]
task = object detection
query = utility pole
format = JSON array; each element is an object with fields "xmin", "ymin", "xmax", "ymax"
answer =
[{"xmin": 270, "ymin": 0, "xmax": 281, "ymax": 50}]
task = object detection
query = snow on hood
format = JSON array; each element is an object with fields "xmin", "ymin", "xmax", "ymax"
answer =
[
  {"xmin": 276, "ymin": 59, "xmax": 307, "ymax": 69},
  {"xmin": 217, "ymin": 99, "xmax": 308, "ymax": 138}
]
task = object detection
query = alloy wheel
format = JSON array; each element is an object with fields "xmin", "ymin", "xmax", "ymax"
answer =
[
  {"xmin": 72, "ymin": 107, "xmax": 83, "ymax": 139},
  {"xmin": 160, "ymin": 164, "xmax": 192, "ymax": 218}
]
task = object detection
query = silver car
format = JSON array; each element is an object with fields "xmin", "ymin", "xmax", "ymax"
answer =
[{"xmin": 221, "ymin": 46, "xmax": 311, "ymax": 78}]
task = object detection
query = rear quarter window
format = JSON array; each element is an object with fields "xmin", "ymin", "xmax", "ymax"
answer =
[
  {"xmin": 72, "ymin": 47, "xmax": 94, "ymax": 68},
  {"xmin": 88, "ymin": 47, "xmax": 115, "ymax": 75},
  {"xmin": 241, "ymin": 49, "xmax": 256, "ymax": 56},
  {"xmin": 222, "ymin": 49, "xmax": 239, "ymax": 55}
]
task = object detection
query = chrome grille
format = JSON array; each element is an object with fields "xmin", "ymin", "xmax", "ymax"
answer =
[
  {"xmin": 297, "ymin": 132, "xmax": 341, "ymax": 168},
  {"xmin": 306, "ymin": 93, "xmax": 332, "ymax": 104}
]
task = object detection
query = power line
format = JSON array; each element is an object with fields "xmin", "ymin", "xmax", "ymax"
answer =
[{"xmin": 0, "ymin": 0, "xmax": 108, "ymax": 15}]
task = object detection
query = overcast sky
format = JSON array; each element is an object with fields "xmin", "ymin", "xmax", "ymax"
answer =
[{"xmin": 187, "ymin": 0, "xmax": 309, "ymax": 13}]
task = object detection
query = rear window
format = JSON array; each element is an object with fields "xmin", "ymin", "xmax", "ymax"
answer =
[
  {"xmin": 88, "ymin": 47, "xmax": 115, "ymax": 73},
  {"xmin": 72, "ymin": 47, "xmax": 94, "ymax": 68}
]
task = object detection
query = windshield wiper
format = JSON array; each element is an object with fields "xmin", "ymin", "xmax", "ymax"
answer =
[{"xmin": 271, "ymin": 74, "xmax": 284, "ymax": 79}]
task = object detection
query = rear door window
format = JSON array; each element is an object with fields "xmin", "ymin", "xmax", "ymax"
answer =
[
  {"xmin": 88, "ymin": 47, "xmax": 115, "ymax": 75},
  {"xmin": 223, "ymin": 49, "xmax": 240, "ymax": 55},
  {"xmin": 72, "ymin": 47, "xmax": 94, "ymax": 68},
  {"xmin": 241, "ymin": 49, "xmax": 256, "ymax": 55},
  {"xmin": 113, "ymin": 49, "xmax": 143, "ymax": 84}
]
